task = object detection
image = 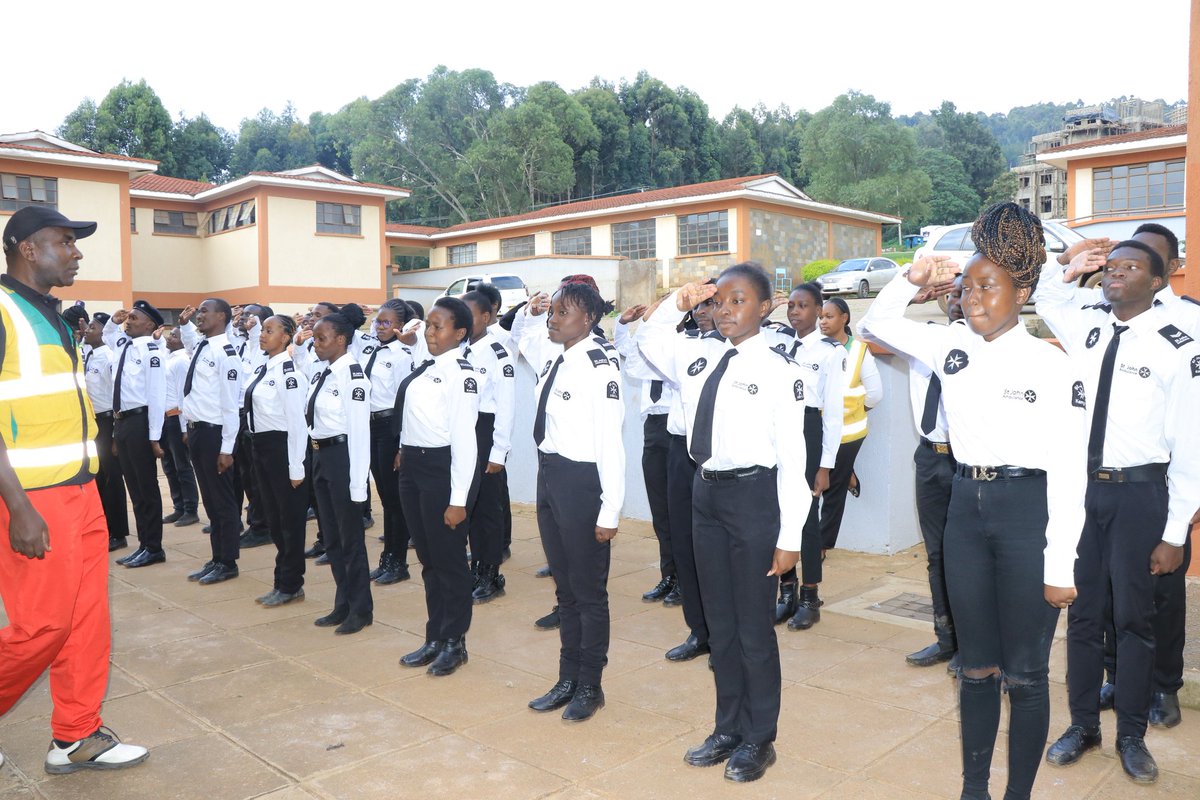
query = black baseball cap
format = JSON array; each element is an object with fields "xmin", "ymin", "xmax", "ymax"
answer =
[{"xmin": 2, "ymin": 206, "xmax": 97, "ymax": 254}]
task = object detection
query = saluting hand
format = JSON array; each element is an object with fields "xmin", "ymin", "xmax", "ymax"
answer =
[
  {"xmin": 1059, "ymin": 236, "xmax": 1114, "ymax": 266},
  {"xmin": 111, "ymin": 309, "xmax": 130, "ymax": 325},
  {"xmin": 906, "ymin": 255, "xmax": 959, "ymax": 288},
  {"xmin": 675, "ymin": 282, "xmax": 719, "ymax": 312},
  {"xmin": 595, "ymin": 525, "xmax": 617, "ymax": 543},
  {"xmin": 444, "ymin": 505, "xmax": 466, "ymax": 529},
  {"xmin": 178, "ymin": 305, "xmax": 196, "ymax": 325},
  {"xmin": 1044, "ymin": 584, "xmax": 1077, "ymax": 609},
  {"xmin": 767, "ymin": 548, "xmax": 799, "ymax": 576},
  {"xmin": 528, "ymin": 292, "xmax": 552, "ymax": 316},
  {"xmin": 8, "ymin": 501, "xmax": 50, "ymax": 559},
  {"xmin": 1062, "ymin": 248, "xmax": 1108, "ymax": 283},
  {"xmin": 619, "ymin": 304, "xmax": 648, "ymax": 325},
  {"xmin": 911, "ymin": 277, "xmax": 959, "ymax": 305}
]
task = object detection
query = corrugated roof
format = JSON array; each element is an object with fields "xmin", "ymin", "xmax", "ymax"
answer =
[
  {"xmin": 1045, "ymin": 124, "xmax": 1186, "ymax": 154},
  {"xmin": 130, "ymin": 174, "xmax": 214, "ymax": 195}
]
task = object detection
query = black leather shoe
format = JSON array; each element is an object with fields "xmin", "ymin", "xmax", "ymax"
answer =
[
  {"xmin": 535, "ymin": 564, "xmax": 552, "ymax": 578},
  {"xmin": 334, "ymin": 614, "xmax": 372, "ymax": 635},
  {"xmin": 1116, "ymin": 736, "xmax": 1158, "ymax": 783},
  {"xmin": 197, "ymin": 563, "xmax": 238, "ymax": 585},
  {"xmin": 375, "ymin": 559, "xmax": 411, "ymax": 585},
  {"xmin": 115, "ymin": 546, "xmax": 145, "ymax": 566},
  {"xmin": 906, "ymin": 642, "xmax": 955, "ymax": 667},
  {"xmin": 187, "ymin": 560, "xmax": 217, "ymax": 581},
  {"xmin": 662, "ymin": 584, "xmax": 683, "ymax": 607},
  {"xmin": 239, "ymin": 528, "xmax": 271, "ymax": 548},
  {"xmin": 666, "ymin": 635, "xmax": 710, "ymax": 662},
  {"xmin": 314, "ymin": 610, "xmax": 349, "ymax": 628},
  {"xmin": 314, "ymin": 553, "xmax": 330, "ymax": 566},
  {"xmin": 427, "ymin": 638, "xmax": 467, "ymax": 676},
  {"xmin": 173, "ymin": 512, "xmax": 200, "ymax": 527},
  {"xmin": 306, "ymin": 507, "xmax": 317, "ymax": 521},
  {"xmin": 1046, "ymin": 725, "xmax": 1101, "ymax": 766},
  {"xmin": 260, "ymin": 588, "xmax": 305, "ymax": 607},
  {"xmin": 362, "ymin": 515, "xmax": 374, "ymax": 530},
  {"xmin": 684, "ymin": 733, "xmax": 741, "ymax": 767},
  {"xmin": 642, "ymin": 575, "xmax": 676, "ymax": 602},
  {"xmin": 534, "ymin": 606, "xmax": 560, "ymax": 630},
  {"xmin": 304, "ymin": 541, "xmax": 326, "ymax": 558},
  {"xmin": 947, "ymin": 652, "xmax": 961, "ymax": 675},
  {"xmin": 1098, "ymin": 681, "xmax": 1115, "ymax": 711},
  {"xmin": 528, "ymin": 679, "xmax": 577, "ymax": 711},
  {"xmin": 108, "ymin": 537, "xmax": 128, "ymax": 553},
  {"xmin": 724, "ymin": 741, "xmax": 776, "ymax": 782},
  {"xmin": 202, "ymin": 524, "xmax": 212, "ymax": 534},
  {"xmin": 124, "ymin": 548, "xmax": 165, "ymax": 568},
  {"xmin": 400, "ymin": 640, "xmax": 443, "ymax": 667},
  {"xmin": 162, "ymin": 510, "xmax": 183, "ymax": 524},
  {"xmin": 1148, "ymin": 691, "xmax": 1181, "ymax": 728},
  {"xmin": 562, "ymin": 684, "xmax": 604, "ymax": 721},
  {"xmin": 472, "ymin": 565, "xmax": 506, "ymax": 603},
  {"xmin": 774, "ymin": 582, "xmax": 797, "ymax": 624},
  {"xmin": 787, "ymin": 585, "xmax": 822, "ymax": 630}
]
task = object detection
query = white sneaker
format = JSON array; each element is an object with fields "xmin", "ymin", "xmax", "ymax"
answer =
[{"xmin": 44, "ymin": 727, "xmax": 148, "ymax": 774}]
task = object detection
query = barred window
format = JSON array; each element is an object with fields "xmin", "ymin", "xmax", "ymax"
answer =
[
  {"xmin": 1093, "ymin": 159, "xmax": 1185, "ymax": 214},
  {"xmin": 677, "ymin": 211, "xmax": 728, "ymax": 255},
  {"xmin": 207, "ymin": 200, "xmax": 256, "ymax": 234},
  {"xmin": 0, "ymin": 173, "xmax": 58, "ymax": 212},
  {"xmin": 448, "ymin": 243, "xmax": 478, "ymax": 265},
  {"xmin": 500, "ymin": 235, "xmax": 535, "ymax": 259},
  {"xmin": 130, "ymin": 207, "xmax": 137, "ymax": 233},
  {"xmin": 316, "ymin": 202, "xmax": 361, "ymax": 234},
  {"xmin": 611, "ymin": 219, "xmax": 656, "ymax": 259},
  {"xmin": 153, "ymin": 209, "xmax": 199, "ymax": 235},
  {"xmin": 552, "ymin": 227, "xmax": 591, "ymax": 256}
]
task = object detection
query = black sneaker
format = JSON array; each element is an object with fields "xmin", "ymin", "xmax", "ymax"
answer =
[{"xmin": 534, "ymin": 606, "xmax": 560, "ymax": 630}]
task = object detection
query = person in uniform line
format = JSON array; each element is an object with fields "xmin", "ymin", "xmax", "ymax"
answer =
[
  {"xmin": 1036, "ymin": 239, "xmax": 1200, "ymax": 785},
  {"xmin": 860, "ymin": 203, "xmax": 1087, "ymax": 800},
  {"xmin": 81, "ymin": 312, "xmax": 129, "ymax": 553},
  {"xmin": 470, "ymin": 282, "xmax": 515, "ymax": 561},
  {"xmin": 395, "ymin": 298, "xmax": 480, "ymax": 675},
  {"xmin": 637, "ymin": 264, "xmax": 805, "ymax": 782},
  {"xmin": 362, "ymin": 299, "xmax": 415, "ymax": 586},
  {"xmin": 306, "ymin": 311, "xmax": 374, "ymax": 634},
  {"xmin": 181, "ymin": 298, "xmax": 245, "ymax": 585},
  {"xmin": 160, "ymin": 326, "xmax": 200, "ymax": 529},
  {"xmin": 461, "ymin": 290, "xmax": 515, "ymax": 603},
  {"xmin": 767, "ymin": 282, "xmax": 845, "ymax": 629},
  {"xmin": 0, "ymin": 206, "xmax": 149, "ymax": 773},
  {"xmin": 103, "ymin": 302, "xmax": 167, "ymax": 569},
  {"xmin": 233, "ymin": 304, "xmax": 272, "ymax": 550},
  {"xmin": 294, "ymin": 301, "xmax": 337, "ymax": 562}
]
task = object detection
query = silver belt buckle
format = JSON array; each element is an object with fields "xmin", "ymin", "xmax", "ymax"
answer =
[{"xmin": 971, "ymin": 465, "xmax": 997, "ymax": 481}]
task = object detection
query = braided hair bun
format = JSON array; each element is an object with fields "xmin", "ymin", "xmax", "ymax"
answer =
[{"xmin": 970, "ymin": 202, "xmax": 1046, "ymax": 290}]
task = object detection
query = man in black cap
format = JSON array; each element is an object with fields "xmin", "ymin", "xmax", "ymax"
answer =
[
  {"xmin": 0, "ymin": 206, "xmax": 149, "ymax": 772},
  {"xmin": 102, "ymin": 301, "xmax": 167, "ymax": 568}
]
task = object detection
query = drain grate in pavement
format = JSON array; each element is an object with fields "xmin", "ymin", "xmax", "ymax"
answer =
[{"xmin": 869, "ymin": 592, "xmax": 934, "ymax": 623}]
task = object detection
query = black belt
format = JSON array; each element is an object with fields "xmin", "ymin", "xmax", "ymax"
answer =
[
  {"xmin": 1090, "ymin": 463, "xmax": 1168, "ymax": 484},
  {"xmin": 921, "ymin": 438, "xmax": 953, "ymax": 457},
  {"xmin": 113, "ymin": 406, "xmax": 147, "ymax": 420},
  {"xmin": 312, "ymin": 434, "xmax": 347, "ymax": 449},
  {"xmin": 187, "ymin": 420, "xmax": 220, "ymax": 431},
  {"xmin": 955, "ymin": 464, "xmax": 1045, "ymax": 482},
  {"xmin": 95, "ymin": 410, "xmax": 114, "ymax": 420},
  {"xmin": 370, "ymin": 409, "xmax": 395, "ymax": 420},
  {"xmin": 804, "ymin": 407, "xmax": 820, "ymax": 416},
  {"xmin": 699, "ymin": 465, "xmax": 775, "ymax": 482}
]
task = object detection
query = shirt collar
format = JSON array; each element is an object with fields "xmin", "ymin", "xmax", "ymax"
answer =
[
  {"xmin": 0, "ymin": 273, "xmax": 60, "ymax": 313},
  {"xmin": 330, "ymin": 352, "xmax": 356, "ymax": 371},
  {"xmin": 432, "ymin": 347, "xmax": 462, "ymax": 367},
  {"xmin": 205, "ymin": 332, "xmax": 230, "ymax": 349},
  {"xmin": 731, "ymin": 330, "xmax": 764, "ymax": 353},
  {"xmin": 1107, "ymin": 305, "xmax": 1161, "ymax": 336},
  {"xmin": 266, "ymin": 350, "xmax": 291, "ymax": 367}
]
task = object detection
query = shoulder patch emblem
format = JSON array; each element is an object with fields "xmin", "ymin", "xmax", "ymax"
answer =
[
  {"xmin": 146, "ymin": 342, "xmax": 159, "ymax": 351},
  {"xmin": 794, "ymin": 379, "xmax": 805, "ymax": 401},
  {"xmin": 687, "ymin": 357, "xmax": 708, "ymax": 376},
  {"xmin": 226, "ymin": 368, "xmax": 238, "ymax": 380},
  {"xmin": 222, "ymin": 344, "xmax": 237, "ymax": 356},
  {"xmin": 503, "ymin": 364, "xmax": 514, "ymax": 378},
  {"xmin": 1191, "ymin": 354, "xmax": 1200, "ymax": 378},
  {"xmin": 1159, "ymin": 324, "xmax": 1194, "ymax": 349},
  {"xmin": 464, "ymin": 377, "xmax": 478, "ymax": 394},
  {"xmin": 457, "ymin": 358, "xmax": 474, "ymax": 371},
  {"xmin": 1072, "ymin": 381, "xmax": 1086, "ymax": 409},
  {"xmin": 490, "ymin": 341, "xmax": 508, "ymax": 358},
  {"xmin": 943, "ymin": 349, "xmax": 969, "ymax": 375},
  {"xmin": 282, "ymin": 361, "xmax": 295, "ymax": 373},
  {"xmin": 1085, "ymin": 328, "xmax": 1101, "ymax": 349},
  {"xmin": 1183, "ymin": 295, "xmax": 1199, "ymax": 307},
  {"xmin": 351, "ymin": 387, "xmax": 366, "ymax": 401},
  {"xmin": 684, "ymin": 329, "xmax": 701, "ymax": 338},
  {"xmin": 348, "ymin": 363, "xmax": 365, "ymax": 378},
  {"xmin": 606, "ymin": 380, "xmax": 619, "ymax": 400},
  {"xmin": 149, "ymin": 356, "xmax": 160, "ymax": 368},
  {"xmin": 587, "ymin": 349, "xmax": 609, "ymax": 368},
  {"xmin": 285, "ymin": 376, "xmax": 298, "ymax": 390}
]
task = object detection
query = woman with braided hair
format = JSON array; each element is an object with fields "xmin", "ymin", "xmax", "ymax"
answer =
[{"xmin": 858, "ymin": 202, "xmax": 1088, "ymax": 800}]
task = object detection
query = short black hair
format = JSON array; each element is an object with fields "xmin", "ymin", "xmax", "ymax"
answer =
[
  {"xmin": 407, "ymin": 300, "xmax": 425, "ymax": 321},
  {"xmin": 378, "ymin": 298, "xmax": 414, "ymax": 326},
  {"xmin": 267, "ymin": 314, "xmax": 296, "ymax": 337},
  {"xmin": 474, "ymin": 283, "xmax": 503, "ymax": 312},
  {"xmin": 433, "ymin": 296, "xmax": 473, "ymax": 335},
  {"xmin": 1110, "ymin": 239, "xmax": 1166, "ymax": 278},
  {"xmin": 461, "ymin": 290, "xmax": 494, "ymax": 318},
  {"xmin": 718, "ymin": 261, "xmax": 773, "ymax": 303},
  {"xmin": 553, "ymin": 282, "xmax": 608, "ymax": 329},
  {"xmin": 791, "ymin": 281, "xmax": 823, "ymax": 305},
  {"xmin": 1133, "ymin": 223, "xmax": 1180, "ymax": 263},
  {"xmin": 317, "ymin": 312, "xmax": 355, "ymax": 345},
  {"xmin": 315, "ymin": 301, "xmax": 339, "ymax": 315},
  {"xmin": 206, "ymin": 298, "xmax": 233, "ymax": 327},
  {"xmin": 339, "ymin": 303, "xmax": 367, "ymax": 330},
  {"xmin": 61, "ymin": 302, "xmax": 89, "ymax": 329}
]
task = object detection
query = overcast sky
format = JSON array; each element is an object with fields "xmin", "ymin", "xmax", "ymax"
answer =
[{"xmin": 3, "ymin": 0, "xmax": 1190, "ymax": 136}]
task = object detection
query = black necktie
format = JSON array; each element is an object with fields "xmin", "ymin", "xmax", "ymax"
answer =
[
  {"xmin": 243, "ymin": 365, "xmax": 268, "ymax": 433},
  {"xmin": 920, "ymin": 373, "xmax": 942, "ymax": 437},
  {"xmin": 112, "ymin": 342, "xmax": 130, "ymax": 411},
  {"xmin": 83, "ymin": 350, "xmax": 91, "ymax": 373},
  {"xmin": 689, "ymin": 349, "xmax": 738, "ymax": 465},
  {"xmin": 306, "ymin": 368, "xmax": 331, "ymax": 429},
  {"xmin": 364, "ymin": 343, "xmax": 384, "ymax": 379},
  {"xmin": 1087, "ymin": 323, "xmax": 1127, "ymax": 474},
  {"xmin": 393, "ymin": 359, "xmax": 435, "ymax": 439},
  {"xmin": 183, "ymin": 339, "xmax": 209, "ymax": 397},
  {"xmin": 650, "ymin": 380, "xmax": 663, "ymax": 403},
  {"xmin": 533, "ymin": 355, "xmax": 564, "ymax": 446}
]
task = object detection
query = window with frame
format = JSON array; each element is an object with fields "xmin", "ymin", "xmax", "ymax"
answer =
[
  {"xmin": 500, "ymin": 235, "xmax": 535, "ymax": 259},
  {"xmin": 1040, "ymin": 196, "xmax": 1053, "ymax": 214},
  {"xmin": 1019, "ymin": 198, "xmax": 1031, "ymax": 212},
  {"xmin": 1039, "ymin": 173, "xmax": 1053, "ymax": 185},
  {"xmin": 447, "ymin": 243, "xmax": 478, "ymax": 265},
  {"xmin": 316, "ymin": 202, "xmax": 361, "ymax": 234},
  {"xmin": 153, "ymin": 209, "xmax": 199, "ymax": 235},
  {"xmin": 208, "ymin": 200, "xmax": 256, "ymax": 234},
  {"xmin": 129, "ymin": 207, "xmax": 137, "ymax": 233},
  {"xmin": 552, "ymin": 227, "xmax": 591, "ymax": 256},
  {"xmin": 1020, "ymin": 177, "xmax": 1031, "ymax": 188},
  {"xmin": 611, "ymin": 219, "xmax": 656, "ymax": 259},
  {"xmin": 677, "ymin": 210, "xmax": 729, "ymax": 256},
  {"xmin": 1093, "ymin": 158, "xmax": 1185, "ymax": 214},
  {"xmin": 0, "ymin": 173, "xmax": 58, "ymax": 212}
]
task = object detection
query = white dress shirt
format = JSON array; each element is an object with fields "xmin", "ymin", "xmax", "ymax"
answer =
[
  {"xmin": 101, "ymin": 320, "xmax": 166, "ymax": 441},
  {"xmin": 360, "ymin": 336, "xmax": 414, "ymax": 412},
  {"xmin": 613, "ymin": 320, "xmax": 676, "ymax": 417},
  {"xmin": 307, "ymin": 352, "xmax": 372, "ymax": 502},
  {"xmin": 464, "ymin": 332, "xmax": 517, "ymax": 465},
  {"xmin": 762, "ymin": 323, "xmax": 847, "ymax": 469},
  {"xmin": 165, "ymin": 349, "xmax": 189, "ymax": 411},
  {"xmin": 398, "ymin": 349, "xmax": 481, "ymax": 506},
  {"xmin": 83, "ymin": 344, "xmax": 114, "ymax": 414},
  {"xmin": 860, "ymin": 277, "xmax": 1088, "ymax": 587},
  {"xmin": 181, "ymin": 332, "xmax": 243, "ymax": 454},
  {"xmin": 246, "ymin": 352, "xmax": 309, "ymax": 481}
]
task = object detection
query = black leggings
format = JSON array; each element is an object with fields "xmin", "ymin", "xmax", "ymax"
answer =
[
  {"xmin": 369, "ymin": 416, "xmax": 409, "ymax": 565},
  {"xmin": 818, "ymin": 437, "xmax": 864, "ymax": 550}
]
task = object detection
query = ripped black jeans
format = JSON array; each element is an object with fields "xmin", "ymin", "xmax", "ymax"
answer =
[{"xmin": 944, "ymin": 473, "xmax": 1060, "ymax": 800}]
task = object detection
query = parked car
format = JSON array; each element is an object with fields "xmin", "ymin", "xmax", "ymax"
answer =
[
  {"xmin": 913, "ymin": 219, "xmax": 1086, "ymax": 311},
  {"xmin": 439, "ymin": 273, "xmax": 529, "ymax": 314},
  {"xmin": 816, "ymin": 257, "xmax": 901, "ymax": 298}
]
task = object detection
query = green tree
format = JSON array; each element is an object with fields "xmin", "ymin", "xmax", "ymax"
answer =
[
  {"xmin": 57, "ymin": 99, "xmax": 100, "ymax": 150},
  {"xmin": 717, "ymin": 108, "xmax": 765, "ymax": 178},
  {"xmin": 93, "ymin": 80, "xmax": 174, "ymax": 161},
  {"xmin": 929, "ymin": 101, "xmax": 1007, "ymax": 199},
  {"xmin": 574, "ymin": 82, "xmax": 631, "ymax": 197},
  {"xmin": 167, "ymin": 115, "xmax": 233, "ymax": 182},
  {"xmin": 310, "ymin": 98, "xmax": 373, "ymax": 176},
  {"xmin": 917, "ymin": 148, "xmax": 980, "ymax": 226},
  {"xmin": 618, "ymin": 72, "xmax": 719, "ymax": 188},
  {"xmin": 982, "ymin": 170, "xmax": 1020, "ymax": 208},
  {"xmin": 230, "ymin": 104, "xmax": 317, "ymax": 175}
]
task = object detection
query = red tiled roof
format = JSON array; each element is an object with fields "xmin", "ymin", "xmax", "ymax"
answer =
[
  {"xmin": 131, "ymin": 174, "xmax": 213, "ymax": 195},
  {"xmin": 0, "ymin": 141, "xmax": 159, "ymax": 165},
  {"xmin": 386, "ymin": 223, "xmax": 441, "ymax": 236},
  {"xmin": 248, "ymin": 171, "xmax": 409, "ymax": 194},
  {"xmin": 1046, "ymin": 124, "xmax": 1186, "ymax": 154}
]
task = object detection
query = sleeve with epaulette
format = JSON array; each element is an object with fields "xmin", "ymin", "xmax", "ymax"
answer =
[
  {"xmin": 281, "ymin": 361, "xmax": 308, "ymax": 481},
  {"xmin": 344, "ymin": 362, "xmax": 372, "ymax": 502},
  {"xmin": 856, "ymin": 278, "xmax": 946, "ymax": 372},
  {"xmin": 145, "ymin": 340, "xmax": 167, "ymax": 441},
  {"xmin": 102, "ymin": 317, "xmax": 123, "ymax": 351},
  {"xmin": 1038, "ymin": 347, "xmax": 1088, "ymax": 587},
  {"xmin": 1162, "ymin": 339, "xmax": 1200, "ymax": 546},
  {"xmin": 771, "ymin": 351, "xmax": 808, "ymax": 551},
  {"xmin": 218, "ymin": 346, "xmax": 242, "ymax": 454},
  {"xmin": 591, "ymin": 357, "xmax": 626, "ymax": 528},
  {"xmin": 489, "ymin": 341, "xmax": 516, "ymax": 465},
  {"xmin": 448, "ymin": 359, "xmax": 481, "ymax": 506}
]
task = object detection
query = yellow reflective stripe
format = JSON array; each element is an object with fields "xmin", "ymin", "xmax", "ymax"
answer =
[
  {"xmin": 845, "ymin": 385, "xmax": 867, "ymax": 397},
  {"xmin": 0, "ymin": 372, "xmax": 82, "ymax": 400},
  {"xmin": 842, "ymin": 418, "xmax": 868, "ymax": 436},
  {"xmin": 0, "ymin": 290, "xmax": 44, "ymax": 379},
  {"xmin": 6, "ymin": 439, "xmax": 97, "ymax": 468}
]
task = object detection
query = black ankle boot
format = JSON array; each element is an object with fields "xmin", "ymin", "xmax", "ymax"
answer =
[
  {"xmin": 472, "ymin": 564, "xmax": 506, "ymax": 604},
  {"xmin": 774, "ymin": 582, "xmax": 797, "ymax": 625},
  {"xmin": 428, "ymin": 638, "xmax": 468, "ymax": 677},
  {"xmin": 787, "ymin": 585, "xmax": 822, "ymax": 630}
]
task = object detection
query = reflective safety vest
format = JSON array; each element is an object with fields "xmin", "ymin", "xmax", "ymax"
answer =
[
  {"xmin": 841, "ymin": 338, "xmax": 869, "ymax": 443},
  {"xmin": 0, "ymin": 286, "xmax": 97, "ymax": 489}
]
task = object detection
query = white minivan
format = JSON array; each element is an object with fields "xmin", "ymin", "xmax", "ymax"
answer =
[{"xmin": 440, "ymin": 274, "xmax": 529, "ymax": 314}]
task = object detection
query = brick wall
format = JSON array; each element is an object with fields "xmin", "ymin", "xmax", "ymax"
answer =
[
  {"xmin": 832, "ymin": 223, "xmax": 876, "ymax": 260},
  {"xmin": 749, "ymin": 209, "xmax": 828, "ymax": 284}
]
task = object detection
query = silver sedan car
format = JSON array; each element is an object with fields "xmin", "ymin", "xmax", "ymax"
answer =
[{"xmin": 816, "ymin": 257, "xmax": 901, "ymax": 298}]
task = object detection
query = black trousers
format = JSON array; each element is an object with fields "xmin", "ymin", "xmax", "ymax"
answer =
[
  {"xmin": 783, "ymin": 408, "xmax": 824, "ymax": 585},
  {"xmin": 538, "ymin": 452, "xmax": 610, "ymax": 685},
  {"xmin": 188, "ymin": 423, "xmax": 241, "ymax": 566},
  {"xmin": 642, "ymin": 414, "xmax": 673, "ymax": 578},
  {"xmin": 252, "ymin": 431, "xmax": 307, "ymax": 594},
  {"xmin": 313, "ymin": 441, "xmax": 373, "ymax": 619},
  {"xmin": 914, "ymin": 442, "xmax": 957, "ymax": 652},
  {"xmin": 93, "ymin": 414, "xmax": 128, "ymax": 540},
  {"xmin": 368, "ymin": 415, "xmax": 409, "ymax": 565},
  {"xmin": 1068, "ymin": 480, "xmax": 1167, "ymax": 739},
  {"xmin": 501, "ymin": 470, "xmax": 512, "ymax": 549},
  {"xmin": 237, "ymin": 414, "xmax": 266, "ymax": 533},
  {"xmin": 819, "ymin": 436, "xmax": 864, "ymax": 550},
  {"xmin": 114, "ymin": 412, "xmax": 163, "ymax": 552},
  {"xmin": 160, "ymin": 414, "xmax": 198, "ymax": 515},
  {"xmin": 468, "ymin": 413, "xmax": 506, "ymax": 566},
  {"xmin": 694, "ymin": 467, "xmax": 782, "ymax": 744},
  {"xmin": 305, "ymin": 444, "xmax": 323, "ymax": 545},
  {"xmin": 400, "ymin": 445, "xmax": 472, "ymax": 640},
  {"xmin": 666, "ymin": 434, "xmax": 707, "ymax": 644}
]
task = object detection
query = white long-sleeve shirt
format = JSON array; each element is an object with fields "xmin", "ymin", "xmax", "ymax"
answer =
[
  {"xmin": 398, "ymin": 349, "xmax": 481, "ymax": 506},
  {"xmin": 180, "ymin": 332, "xmax": 243, "ymax": 454},
  {"xmin": 464, "ymin": 332, "xmax": 516, "ymax": 465},
  {"xmin": 360, "ymin": 337, "xmax": 415, "ymax": 412},
  {"xmin": 102, "ymin": 320, "xmax": 166, "ymax": 441},
  {"xmin": 307, "ymin": 352, "xmax": 372, "ymax": 502},
  {"xmin": 762, "ymin": 323, "xmax": 846, "ymax": 468},
  {"xmin": 614, "ymin": 320, "xmax": 676, "ymax": 417},
  {"xmin": 246, "ymin": 352, "xmax": 309, "ymax": 481},
  {"xmin": 83, "ymin": 344, "xmax": 114, "ymax": 414},
  {"xmin": 165, "ymin": 349, "xmax": 189, "ymax": 411}
]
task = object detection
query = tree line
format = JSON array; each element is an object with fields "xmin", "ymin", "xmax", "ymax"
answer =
[{"xmin": 54, "ymin": 72, "xmax": 1174, "ymax": 237}]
